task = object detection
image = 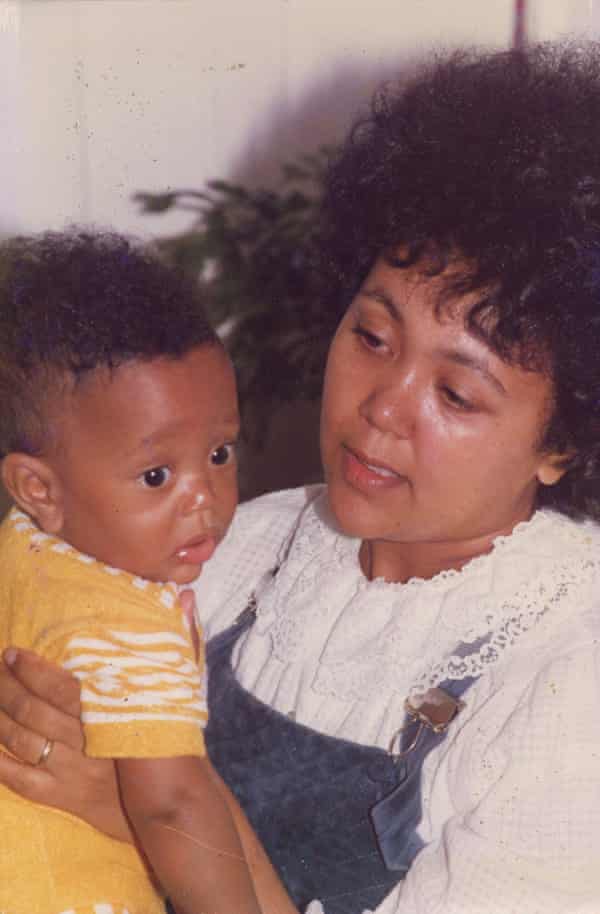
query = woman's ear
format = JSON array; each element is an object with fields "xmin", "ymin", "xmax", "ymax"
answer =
[
  {"xmin": 1, "ymin": 453, "xmax": 64, "ymax": 533},
  {"xmin": 536, "ymin": 451, "xmax": 572, "ymax": 487}
]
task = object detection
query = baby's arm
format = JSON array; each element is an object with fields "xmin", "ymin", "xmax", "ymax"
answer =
[
  {"xmin": 118, "ymin": 754, "xmax": 261, "ymax": 914},
  {"xmin": 0, "ymin": 651, "xmax": 297, "ymax": 913}
]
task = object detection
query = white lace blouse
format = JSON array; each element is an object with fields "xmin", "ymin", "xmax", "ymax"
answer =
[{"xmin": 194, "ymin": 485, "xmax": 600, "ymax": 914}]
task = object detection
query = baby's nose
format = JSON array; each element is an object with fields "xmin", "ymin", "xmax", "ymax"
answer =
[{"xmin": 181, "ymin": 476, "xmax": 216, "ymax": 516}]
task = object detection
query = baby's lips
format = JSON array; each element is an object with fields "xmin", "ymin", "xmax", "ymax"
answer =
[{"xmin": 175, "ymin": 536, "xmax": 217, "ymax": 565}]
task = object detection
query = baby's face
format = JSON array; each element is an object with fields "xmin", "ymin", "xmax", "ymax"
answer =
[{"xmin": 46, "ymin": 344, "xmax": 240, "ymax": 584}]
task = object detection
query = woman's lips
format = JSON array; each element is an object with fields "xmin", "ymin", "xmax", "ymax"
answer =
[
  {"xmin": 175, "ymin": 536, "xmax": 217, "ymax": 565},
  {"xmin": 342, "ymin": 446, "xmax": 407, "ymax": 492}
]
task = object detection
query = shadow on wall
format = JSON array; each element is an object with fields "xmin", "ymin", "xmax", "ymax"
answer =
[{"xmin": 231, "ymin": 54, "xmax": 423, "ymax": 189}]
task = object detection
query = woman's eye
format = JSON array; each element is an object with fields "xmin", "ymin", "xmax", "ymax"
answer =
[
  {"xmin": 441, "ymin": 386, "xmax": 473, "ymax": 411},
  {"xmin": 141, "ymin": 466, "xmax": 171, "ymax": 488},
  {"xmin": 211, "ymin": 443, "xmax": 236, "ymax": 466},
  {"xmin": 351, "ymin": 324, "xmax": 384, "ymax": 350}
]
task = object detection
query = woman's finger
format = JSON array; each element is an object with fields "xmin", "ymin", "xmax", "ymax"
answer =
[
  {"xmin": 3, "ymin": 648, "xmax": 81, "ymax": 715},
  {"xmin": 0, "ymin": 708, "xmax": 52, "ymax": 766},
  {"xmin": 0, "ymin": 745, "xmax": 53, "ymax": 802},
  {"xmin": 179, "ymin": 588, "xmax": 200, "ymax": 661},
  {"xmin": 0, "ymin": 738, "xmax": 80, "ymax": 802},
  {"xmin": 0, "ymin": 742, "xmax": 132, "ymax": 843},
  {"xmin": 0, "ymin": 654, "xmax": 84, "ymax": 752}
]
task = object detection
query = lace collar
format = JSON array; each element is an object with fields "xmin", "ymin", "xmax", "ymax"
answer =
[{"xmin": 252, "ymin": 492, "xmax": 600, "ymax": 701}]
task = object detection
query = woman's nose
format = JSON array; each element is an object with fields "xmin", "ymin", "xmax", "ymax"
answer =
[{"xmin": 359, "ymin": 371, "xmax": 417, "ymax": 437}]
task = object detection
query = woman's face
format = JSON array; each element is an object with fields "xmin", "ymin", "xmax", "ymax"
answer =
[{"xmin": 320, "ymin": 258, "xmax": 566, "ymax": 569}]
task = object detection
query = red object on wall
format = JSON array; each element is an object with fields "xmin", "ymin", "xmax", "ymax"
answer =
[{"xmin": 513, "ymin": 0, "xmax": 527, "ymax": 49}]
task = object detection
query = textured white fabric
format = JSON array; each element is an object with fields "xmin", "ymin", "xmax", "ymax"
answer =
[{"xmin": 195, "ymin": 485, "xmax": 600, "ymax": 914}]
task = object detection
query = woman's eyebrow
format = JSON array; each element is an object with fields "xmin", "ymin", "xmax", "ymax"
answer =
[
  {"xmin": 361, "ymin": 287, "xmax": 403, "ymax": 321},
  {"xmin": 361, "ymin": 286, "xmax": 506, "ymax": 395},
  {"xmin": 437, "ymin": 348, "xmax": 507, "ymax": 395}
]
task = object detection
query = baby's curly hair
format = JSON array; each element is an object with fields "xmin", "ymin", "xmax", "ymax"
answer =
[
  {"xmin": 0, "ymin": 230, "xmax": 219, "ymax": 458},
  {"xmin": 321, "ymin": 41, "xmax": 600, "ymax": 520}
]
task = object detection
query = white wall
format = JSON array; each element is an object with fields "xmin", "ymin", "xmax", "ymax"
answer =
[{"xmin": 3, "ymin": 0, "xmax": 591, "ymax": 240}]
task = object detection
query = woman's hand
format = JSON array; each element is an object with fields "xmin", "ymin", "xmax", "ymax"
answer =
[{"xmin": 0, "ymin": 647, "xmax": 133, "ymax": 843}]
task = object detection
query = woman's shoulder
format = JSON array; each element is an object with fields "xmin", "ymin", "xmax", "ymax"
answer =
[
  {"xmin": 469, "ymin": 510, "xmax": 600, "ymax": 710},
  {"xmin": 233, "ymin": 483, "xmax": 324, "ymax": 532},
  {"xmin": 529, "ymin": 509, "xmax": 600, "ymax": 602},
  {"xmin": 225, "ymin": 483, "xmax": 327, "ymax": 560},
  {"xmin": 461, "ymin": 507, "xmax": 600, "ymax": 613},
  {"xmin": 194, "ymin": 484, "xmax": 326, "ymax": 635}
]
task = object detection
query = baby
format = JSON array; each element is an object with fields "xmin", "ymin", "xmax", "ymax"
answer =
[{"xmin": 0, "ymin": 231, "xmax": 260, "ymax": 914}]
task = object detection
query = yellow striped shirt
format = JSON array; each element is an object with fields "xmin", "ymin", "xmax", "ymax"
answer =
[{"xmin": 0, "ymin": 507, "xmax": 206, "ymax": 913}]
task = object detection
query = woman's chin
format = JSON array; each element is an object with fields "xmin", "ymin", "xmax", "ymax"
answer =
[{"xmin": 327, "ymin": 485, "xmax": 384, "ymax": 540}]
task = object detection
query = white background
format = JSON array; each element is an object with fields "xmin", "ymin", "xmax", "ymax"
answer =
[{"xmin": 1, "ymin": 0, "xmax": 599, "ymax": 240}]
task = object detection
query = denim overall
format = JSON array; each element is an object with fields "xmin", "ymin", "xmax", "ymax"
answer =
[{"xmin": 200, "ymin": 605, "xmax": 481, "ymax": 914}]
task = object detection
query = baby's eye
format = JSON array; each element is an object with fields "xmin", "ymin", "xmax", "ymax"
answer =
[
  {"xmin": 141, "ymin": 466, "xmax": 172, "ymax": 488},
  {"xmin": 211, "ymin": 443, "xmax": 236, "ymax": 466}
]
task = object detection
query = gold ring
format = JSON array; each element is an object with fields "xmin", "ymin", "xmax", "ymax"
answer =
[{"xmin": 35, "ymin": 738, "xmax": 54, "ymax": 767}]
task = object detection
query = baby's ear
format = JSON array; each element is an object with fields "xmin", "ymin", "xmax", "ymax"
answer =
[{"xmin": 1, "ymin": 453, "xmax": 64, "ymax": 533}]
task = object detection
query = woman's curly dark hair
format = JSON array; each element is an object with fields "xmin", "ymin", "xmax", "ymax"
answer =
[
  {"xmin": 0, "ymin": 230, "xmax": 218, "ymax": 457},
  {"xmin": 321, "ymin": 41, "xmax": 600, "ymax": 520}
]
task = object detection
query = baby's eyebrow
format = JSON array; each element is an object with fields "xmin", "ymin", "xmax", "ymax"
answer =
[
  {"xmin": 123, "ymin": 419, "xmax": 189, "ymax": 457},
  {"xmin": 126, "ymin": 413, "xmax": 241, "ymax": 458}
]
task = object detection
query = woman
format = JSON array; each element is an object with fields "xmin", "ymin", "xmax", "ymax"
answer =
[{"xmin": 2, "ymin": 42, "xmax": 600, "ymax": 914}]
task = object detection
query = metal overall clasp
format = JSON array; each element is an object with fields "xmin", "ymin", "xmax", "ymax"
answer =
[{"xmin": 388, "ymin": 687, "xmax": 465, "ymax": 760}]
